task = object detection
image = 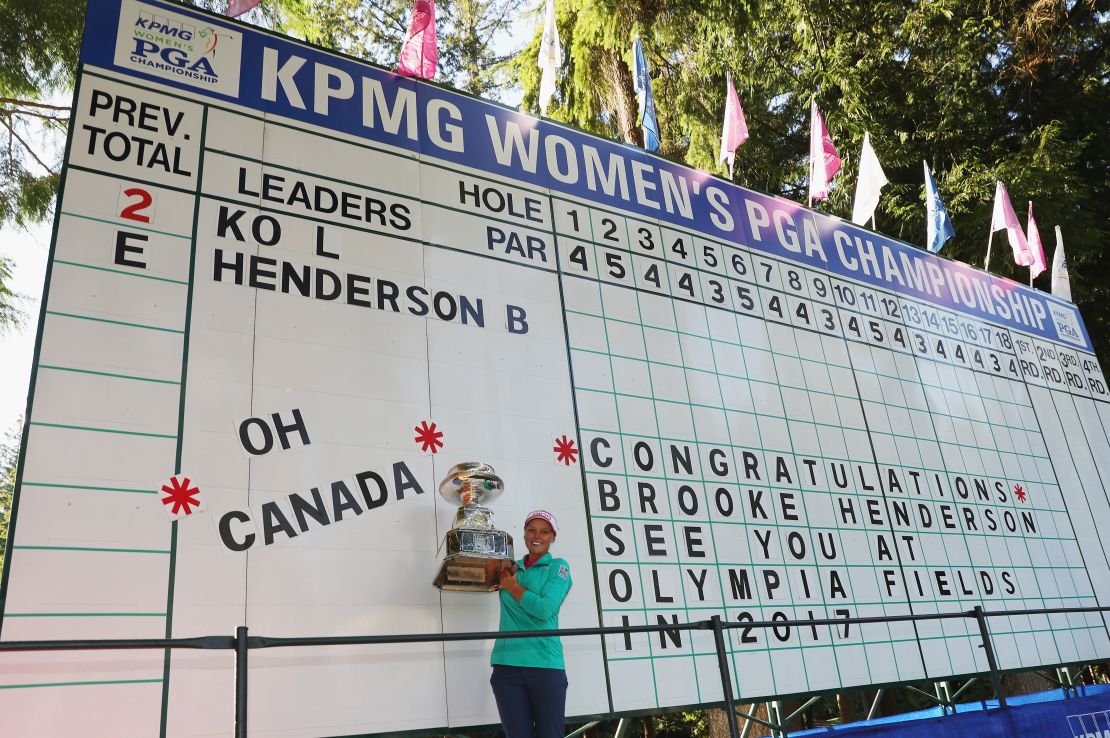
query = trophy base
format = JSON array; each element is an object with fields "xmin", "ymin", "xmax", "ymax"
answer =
[
  {"xmin": 434, "ymin": 556, "xmax": 507, "ymax": 591},
  {"xmin": 433, "ymin": 528, "xmax": 513, "ymax": 591}
]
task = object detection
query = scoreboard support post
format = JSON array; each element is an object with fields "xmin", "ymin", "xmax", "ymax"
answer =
[
  {"xmin": 711, "ymin": 614, "xmax": 742, "ymax": 738},
  {"xmin": 974, "ymin": 605, "xmax": 1008, "ymax": 709},
  {"xmin": 236, "ymin": 625, "xmax": 249, "ymax": 738}
]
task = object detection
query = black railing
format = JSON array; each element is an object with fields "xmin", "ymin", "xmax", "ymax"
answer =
[{"xmin": 1, "ymin": 605, "xmax": 1107, "ymax": 738}]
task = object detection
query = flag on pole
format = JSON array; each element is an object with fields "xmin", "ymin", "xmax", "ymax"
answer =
[
  {"xmin": 1026, "ymin": 202, "xmax": 1047, "ymax": 280},
  {"xmin": 990, "ymin": 181, "xmax": 1033, "ymax": 266},
  {"xmin": 397, "ymin": 0, "xmax": 438, "ymax": 79},
  {"xmin": 719, "ymin": 73, "xmax": 748, "ymax": 177},
  {"xmin": 808, "ymin": 99, "xmax": 841, "ymax": 202},
  {"xmin": 537, "ymin": 0, "xmax": 561, "ymax": 116},
  {"xmin": 1052, "ymin": 226, "xmax": 1072, "ymax": 301},
  {"xmin": 851, "ymin": 132, "xmax": 888, "ymax": 225},
  {"xmin": 923, "ymin": 160, "xmax": 955, "ymax": 253},
  {"xmin": 227, "ymin": 0, "xmax": 261, "ymax": 17},
  {"xmin": 632, "ymin": 38, "xmax": 660, "ymax": 152}
]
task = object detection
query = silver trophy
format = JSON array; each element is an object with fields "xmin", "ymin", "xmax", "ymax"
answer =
[{"xmin": 433, "ymin": 462, "xmax": 515, "ymax": 591}]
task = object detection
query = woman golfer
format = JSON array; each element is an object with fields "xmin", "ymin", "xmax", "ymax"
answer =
[{"xmin": 490, "ymin": 510, "xmax": 572, "ymax": 738}]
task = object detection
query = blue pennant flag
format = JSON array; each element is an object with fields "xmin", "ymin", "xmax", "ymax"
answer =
[
  {"xmin": 924, "ymin": 160, "xmax": 955, "ymax": 253},
  {"xmin": 632, "ymin": 38, "xmax": 660, "ymax": 152}
]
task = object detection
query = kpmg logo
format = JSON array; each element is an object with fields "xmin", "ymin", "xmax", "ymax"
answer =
[
  {"xmin": 134, "ymin": 13, "xmax": 195, "ymax": 42},
  {"xmin": 1068, "ymin": 709, "xmax": 1110, "ymax": 737},
  {"xmin": 1049, "ymin": 302, "xmax": 1085, "ymax": 347},
  {"xmin": 114, "ymin": 0, "xmax": 242, "ymax": 96}
]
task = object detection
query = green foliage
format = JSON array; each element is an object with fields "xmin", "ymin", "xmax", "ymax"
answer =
[
  {"xmin": 0, "ymin": 0, "xmax": 84, "ymax": 228},
  {"xmin": 0, "ymin": 0, "xmax": 84, "ymax": 96},
  {"xmin": 0, "ymin": 256, "xmax": 24, "ymax": 333},
  {"xmin": 0, "ymin": 422, "xmax": 20, "ymax": 573},
  {"xmin": 271, "ymin": 0, "xmax": 522, "ymax": 97},
  {"xmin": 511, "ymin": 0, "xmax": 1110, "ymax": 364}
]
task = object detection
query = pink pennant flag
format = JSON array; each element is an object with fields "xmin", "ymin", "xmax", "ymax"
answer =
[
  {"xmin": 1026, "ymin": 201, "xmax": 1046, "ymax": 279},
  {"xmin": 990, "ymin": 181, "xmax": 1033, "ymax": 266},
  {"xmin": 719, "ymin": 73, "xmax": 749, "ymax": 177},
  {"xmin": 226, "ymin": 0, "xmax": 261, "ymax": 17},
  {"xmin": 397, "ymin": 0, "xmax": 438, "ymax": 79},
  {"xmin": 809, "ymin": 99, "xmax": 841, "ymax": 202}
]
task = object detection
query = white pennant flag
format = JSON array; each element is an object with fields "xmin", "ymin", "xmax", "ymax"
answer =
[
  {"xmin": 851, "ymin": 132, "xmax": 888, "ymax": 225},
  {"xmin": 1026, "ymin": 201, "xmax": 1046, "ymax": 280},
  {"xmin": 537, "ymin": 0, "xmax": 561, "ymax": 116},
  {"xmin": 1051, "ymin": 225, "xmax": 1072, "ymax": 302}
]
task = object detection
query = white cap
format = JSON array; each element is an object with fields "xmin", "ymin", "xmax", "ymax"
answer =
[{"xmin": 524, "ymin": 509, "xmax": 558, "ymax": 534}]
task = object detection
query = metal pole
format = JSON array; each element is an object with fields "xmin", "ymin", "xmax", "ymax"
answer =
[
  {"xmin": 771, "ymin": 701, "xmax": 786, "ymax": 738},
  {"xmin": 739, "ymin": 705, "xmax": 755, "ymax": 738},
  {"xmin": 934, "ymin": 681, "xmax": 952, "ymax": 714},
  {"xmin": 781, "ymin": 696, "xmax": 820, "ymax": 727},
  {"xmin": 973, "ymin": 606, "xmax": 1007, "ymax": 709},
  {"xmin": 710, "ymin": 616, "xmax": 742, "ymax": 738},
  {"xmin": 950, "ymin": 678, "xmax": 978, "ymax": 702},
  {"xmin": 564, "ymin": 721, "xmax": 599, "ymax": 738},
  {"xmin": 1058, "ymin": 666, "xmax": 1075, "ymax": 699},
  {"xmin": 235, "ymin": 625, "xmax": 249, "ymax": 738},
  {"xmin": 866, "ymin": 689, "xmax": 883, "ymax": 721}
]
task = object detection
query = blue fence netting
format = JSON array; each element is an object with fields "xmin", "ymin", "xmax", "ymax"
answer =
[{"xmin": 794, "ymin": 684, "xmax": 1110, "ymax": 738}]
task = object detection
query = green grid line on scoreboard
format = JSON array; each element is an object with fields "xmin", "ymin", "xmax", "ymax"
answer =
[
  {"xmin": 555, "ymin": 190, "xmax": 1110, "ymax": 683},
  {"xmin": 563, "ymin": 292, "xmax": 1049, "ymax": 419},
  {"xmin": 549, "ymin": 194, "xmax": 1097, "ymax": 367},
  {"xmin": 580, "ymin": 212, "xmax": 665, "ymax": 708},
  {"xmin": 586, "ymin": 512, "xmax": 1082, "ymax": 545},
  {"xmin": 568, "ymin": 317, "xmax": 1070, "ymax": 530},
  {"xmin": 842, "ymin": 336, "xmax": 1094, "ymax": 665},
  {"xmin": 564, "ymin": 199, "xmax": 869, "ymax": 700},
  {"xmin": 551, "ymin": 210, "xmax": 1108, "ymax": 404},
  {"xmin": 567, "ymin": 345, "xmax": 1055, "ymax": 472},
  {"xmin": 5, "ymin": 77, "xmax": 197, "ymax": 712},
  {"xmin": 580, "ymin": 461, "xmax": 1068, "ymax": 523},
  {"xmin": 603, "ymin": 616, "xmax": 1107, "ymax": 663},
  {"xmin": 852, "ymin": 344, "xmax": 1073, "ymax": 668},
  {"xmin": 565, "ymin": 303, "xmax": 1051, "ymax": 423},
  {"xmin": 574, "ymin": 380, "xmax": 1053, "ymax": 469},
  {"xmin": 668, "ymin": 242, "xmax": 851, "ymax": 693},
  {"xmin": 572, "ymin": 279, "xmax": 910, "ymax": 692},
  {"xmin": 560, "ymin": 212, "xmax": 1096, "ymax": 692}
]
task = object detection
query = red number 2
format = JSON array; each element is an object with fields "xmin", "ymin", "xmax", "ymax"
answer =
[{"xmin": 120, "ymin": 188, "xmax": 153, "ymax": 223}]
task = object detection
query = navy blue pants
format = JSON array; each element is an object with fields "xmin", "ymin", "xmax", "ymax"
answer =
[{"xmin": 490, "ymin": 665, "xmax": 568, "ymax": 738}]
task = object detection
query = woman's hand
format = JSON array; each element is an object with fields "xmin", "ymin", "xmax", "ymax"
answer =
[{"xmin": 498, "ymin": 561, "xmax": 525, "ymax": 601}]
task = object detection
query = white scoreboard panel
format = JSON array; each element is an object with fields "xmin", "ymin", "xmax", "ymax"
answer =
[{"xmin": 2, "ymin": 0, "xmax": 1110, "ymax": 735}]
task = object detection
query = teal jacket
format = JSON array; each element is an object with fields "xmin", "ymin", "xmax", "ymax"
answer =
[{"xmin": 491, "ymin": 553, "xmax": 572, "ymax": 670}]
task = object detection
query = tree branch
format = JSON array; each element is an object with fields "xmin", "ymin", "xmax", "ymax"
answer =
[
  {"xmin": 0, "ymin": 107, "xmax": 68, "ymax": 123},
  {"xmin": 2, "ymin": 117, "xmax": 58, "ymax": 176},
  {"xmin": 0, "ymin": 97, "xmax": 70, "ymax": 112}
]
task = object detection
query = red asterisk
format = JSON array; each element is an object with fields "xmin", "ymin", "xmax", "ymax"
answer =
[
  {"xmin": 161, "ymin": 476, "xmax": 201, "ymax": 516},
  {"xmin": 1014, "ymin": 484, "xmax": 1027, "ymax": 503},
  {"xmin": 415, "ymin": 421, "xmax": 444, "ymax": 453},
  {"xmin": 554, "ymin": 435, "xmax": 578, "ymax": 465}
]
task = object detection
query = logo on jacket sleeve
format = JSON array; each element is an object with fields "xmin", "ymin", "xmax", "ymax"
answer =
[{"xmin": 558, "ymin": 565, "xmax": 569, "ymax": 580}]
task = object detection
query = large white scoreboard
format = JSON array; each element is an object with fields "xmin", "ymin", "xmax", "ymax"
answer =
[{"xmin": 4, "ymin": 0, "xmax": 1110, "ymax": 735}]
